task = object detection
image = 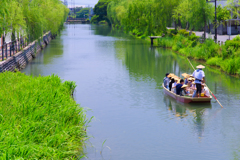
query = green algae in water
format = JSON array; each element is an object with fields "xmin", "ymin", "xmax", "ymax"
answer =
[{"xmin": 0, "ymin": 72, "xmax": 89, "ymax": 159}]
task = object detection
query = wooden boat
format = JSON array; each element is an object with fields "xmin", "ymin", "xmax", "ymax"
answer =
[{"xmin": 163, "ymin": 84, "xmax": 212, "ymax": 103}]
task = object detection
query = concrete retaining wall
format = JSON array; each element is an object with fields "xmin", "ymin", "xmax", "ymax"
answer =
[{"xmin": 0, "ymin": 32, "xmax": 52, "ymax": 72}]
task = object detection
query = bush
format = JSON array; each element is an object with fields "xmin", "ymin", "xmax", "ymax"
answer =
[
  {"xmin": 166, "ymin": 29, "xmax": 178, "ymax": 37},
  {"xmin": 206, "ymin": 57, "xmax": 222, "ymax": 66},
  {"xmin": 225, "ymin": 40, "xmax": 240, "ymax": 50},
  {"xmin": 179, "ymin": 29, "xmax": 190, "ymax": 37}
]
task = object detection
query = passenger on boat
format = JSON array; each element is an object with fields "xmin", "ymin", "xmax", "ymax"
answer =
[
  {"xmin": 169, "ymin": 78, "xmax": 175, "ymax": 91},
  {"xmin": 172, "ymin": 78, "xmax": 178, "ymax": 93},
  {"xmin": 192, "ymin": 65, "xmax": 205, "ymax": 97},
  {"xmin": 181, "ymin": 85, "xmax": 189, "ymax": 96},
  {"xmin": 201, "ymin": 84, "xmax": 210, "ymax": 97},
  {"xmin": 176, "ymin": 79, "xmax": 184, "ymax": 95},
  {"xmin": 163, "ymin": 73, "xmax": 170, "ymax": 89}
]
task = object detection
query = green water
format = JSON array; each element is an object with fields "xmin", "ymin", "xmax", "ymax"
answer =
[{"xmin": 22, "ymin": 24, "xmax": 240, "ymax": 160}]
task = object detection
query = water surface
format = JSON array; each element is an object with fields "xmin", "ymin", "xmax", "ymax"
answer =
[{"xmin": 22, "ymin": 24, "xmax": 240, "ymax": 160}]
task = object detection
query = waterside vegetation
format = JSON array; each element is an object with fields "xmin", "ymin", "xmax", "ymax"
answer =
[
  {"xmin": 0, "ymin": 72, "xmax": 89, "ymax": 159},
  {"xmin": 0, "ymin": 0, "xmax": 69, "ymax": 42},
  {"xmin": 157, "ymin": 29, "xmax": 240, "ymax": 75},
  {"xmin": 92, "ymin": 0, "xmax": 240, "ymax": 75}
]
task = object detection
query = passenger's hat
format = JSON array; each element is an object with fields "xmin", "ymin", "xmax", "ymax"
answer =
[
  {"xmin": 167, "ymin": 73, "xmax": 175, "ymax": 78},
  {"xmin": 182, "ymin": 73, "xmax": 190, "ymax": 78},
  {"xmin": 181, "ymin": 85, "xmax": 188, "ymax": 88},
  {"xmin": 196, "ymin": 65, "xmax": 205, "ymax": 69}
]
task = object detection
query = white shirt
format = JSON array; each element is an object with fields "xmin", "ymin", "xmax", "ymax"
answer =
[
  {"xmin": 172, "ymin": 82, "xmax": 177, "ymax": 88},
  {"xmin": 204, "ymin": 87, "xmax": 210, "ymax": 97}
]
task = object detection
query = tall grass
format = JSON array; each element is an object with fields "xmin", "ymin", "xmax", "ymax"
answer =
[
  {"xmin": 157, "ymin": 29, "xmax": 240, "ymax": 75},
  {"xmin": 0, "ymin": 72, "xmax": 89, "ymax": 159}
]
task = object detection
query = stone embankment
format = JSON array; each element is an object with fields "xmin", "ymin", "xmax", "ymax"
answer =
[{"xmin": 0, "ymin": 32, "xmax": 52, "ymax": 72}]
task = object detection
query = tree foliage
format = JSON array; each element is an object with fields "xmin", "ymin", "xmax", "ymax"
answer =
[
  {"xmin": 91, "ymin": 0, "xmax": 112, "ymax": 24},
  {"xmin": 217, "ymin": 5, "xmax": 231, "ymax": 23},
  {"xmin": 108, "ymin": 0, "xmax": 178, "ymax": 36},
  {"xmin": 0, "ymin": 0, "xmax": 69, "ymax": 42},
  {"xmin": 173, "ymin": 0, "xmax": 214, "ymax": 30},
  {"xmin": 76, "ymin": 8, "xmax": 90, "ymax": 18}
]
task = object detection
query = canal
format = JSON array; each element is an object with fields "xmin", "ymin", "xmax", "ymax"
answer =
[{"xmin": 22, "ymin": 24, "xmax": 240, "ymax": 160}]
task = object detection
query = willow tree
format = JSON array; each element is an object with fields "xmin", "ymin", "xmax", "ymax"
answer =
[
  {"xmin": 173, "ymin": 0, "xmax": 214, "ymax": 38},
  {"xmin": 6, "ymin": 0, "xmax": 26, "ymax": 42},
  {"xmin": 0, "ymin": 0, "xmax": 69, "ymax": 43},
  {"xmin": 107, "ymin": 0, "xmax": 170, "ymax": 36},
  {"xmin": 0, "ymin": 0, "xmax": 8, "ymax": 37}
]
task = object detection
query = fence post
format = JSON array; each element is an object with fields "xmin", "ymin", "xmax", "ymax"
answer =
[
  {"xmin": 1, "ymin": 44, "xmax": 4, "ymax": 61},
  {"xmin": 5, "ymin": 43, "xmax": 8, "ymax": 59},
  {"xmin": 10, "ymin": 42, "xmax": 12, "ymax": 57}
]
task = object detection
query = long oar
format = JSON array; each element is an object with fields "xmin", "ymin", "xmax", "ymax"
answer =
[{"xmin": 187, "ymin": 58, "xmax": 224, "ymax": 108}]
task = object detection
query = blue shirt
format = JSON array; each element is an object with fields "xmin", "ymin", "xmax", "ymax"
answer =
[
  {"xmin": 176, "ymin": 84, "xmax": 183, "ymax": 95},
  {"xmin": 163, "ymin": 77, "xmax": 170, "ymax": 88},
  {"xmin": 192, "ymin": 69, "xmax": 205, "ymax": 84}
]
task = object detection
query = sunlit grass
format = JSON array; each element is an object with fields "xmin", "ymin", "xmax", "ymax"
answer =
[{"xmin": 0, "ymin": 72, "xmax": 89, "ymax": 159}]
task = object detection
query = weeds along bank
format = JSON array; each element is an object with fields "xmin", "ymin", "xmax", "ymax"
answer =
[
  {"xmin": 157, "ymin": 29, "xmax": 240, "ymax": 75},
  {"xmin": 0, "ymin": 72, "xmax": 89, "ymax": 159}
]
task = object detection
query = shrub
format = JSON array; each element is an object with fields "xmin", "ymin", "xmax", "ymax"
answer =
[
  {"xmin": 225, "ymin": 40, "xmax": 240, "ymax": 50},
  {"xmin": 206, "ymin": 57, "xmax": 222, "ymax": 66},
  {"xmin": 232, "ymin": 35, "xmax": 240, "ymax": 41},
  {"xmin": 167, "ymin": 29, "xmax": 178, "ymax": 37},
  {"xmin": 178, "ymin": 29, "xmax": 190, "ymax": 37}
]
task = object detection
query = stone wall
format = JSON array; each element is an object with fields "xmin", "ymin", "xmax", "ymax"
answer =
[{"xmin": 0, "ymin": 32, "xmax": 52, "ymax": 72}]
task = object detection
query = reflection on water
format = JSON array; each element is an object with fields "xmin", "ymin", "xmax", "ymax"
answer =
[
  {"xmin": 22, "ymin": 24, "xmax": 240, "ymax": 160},
  {"xmin": 163, "ymin": 95, "xmax": 212, "ymax": 138}
]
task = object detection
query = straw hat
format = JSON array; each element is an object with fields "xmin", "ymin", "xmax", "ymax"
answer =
[
  {"xmin": 196, "ymin": 65, "xmax": 205, "ymax": 69},
  {"xmin": 182, "ymin": 73, "xmax": 190, "ymax": 78},
  {"xmin": 167, "ymin": 73, "xmax": 175, "ymax": 78},
  {"xmin": 181, "ymin": 84, "xmax": 188, "ymax": 88},
  {"xmin": 188, "ymin": 78, "xmax": 192, "ymax": 81}
]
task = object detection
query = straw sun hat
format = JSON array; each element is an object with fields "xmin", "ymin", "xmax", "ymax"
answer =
[
  {"xmin": 182, "ymin": 73, "xmax": 190, "ymax": 78},
  {"xmin": 181, "ymin": 84, "xmax": 188, "ymax": 88},
  {"xmin": 196, "ymin": 65, "xmax": 205, "ymax": 69},
  {"xmin": 167, "ymin": 73, "xmax": 175, "ymax": 78}
]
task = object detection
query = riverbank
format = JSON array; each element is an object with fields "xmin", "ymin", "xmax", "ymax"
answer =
[
  {"xmin": 145, "ymin": 29, "xmax": 240, "ymax": 76},
  {"xmin": 0, "ymin": 32, "xmax": 52, "ymax": 72},
  {"xmin": 0, "ymin": 71, "xmax": 89, "ymax": 159}
]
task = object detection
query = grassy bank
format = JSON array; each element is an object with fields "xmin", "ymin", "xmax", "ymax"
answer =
[
  {"xmin": 153, "ymin": 29, "xmax": 240, "ymax": 75},
  {"xmin": 0, "ymin": 72, "xmax": 88, "ymax": 159}
]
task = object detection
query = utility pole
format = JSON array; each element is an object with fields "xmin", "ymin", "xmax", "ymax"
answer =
[
  {"xmin": 215, "ymin": 0, "xmax": 217, "ymax": 43},
  {"xmin": 207, "ymin": 0, "xmax": 217, "ymax": 42}
]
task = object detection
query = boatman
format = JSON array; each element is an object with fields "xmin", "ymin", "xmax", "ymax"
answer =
[
  {"xmin": 192, "ymin": 65, "xmax": 205, "ymax": 97},
  {"xmin": 163, "ymin": 73, "xmax": 170, "ymax": 89}
]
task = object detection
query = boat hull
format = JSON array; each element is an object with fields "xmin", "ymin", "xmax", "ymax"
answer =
[{"xmin": 163, "ymin": 84, "xmax": 212, "ymax": 103}]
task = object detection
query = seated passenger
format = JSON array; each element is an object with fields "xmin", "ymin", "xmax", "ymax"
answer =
[
  {"xmin": 163, "ymin": 73, "xmax": 170, "ymax": 88},
  {"xmin": 201, "ymin": 83, "xmax": 210, "ymax": 97},
  {"xmin": 172, "ymin": 78, "xmax": 178, "ymax": 93},
  {"xmin": 176, "ymin": 79, "xmax": 184, "ymax": 95},
  {"xmin": 169, "ymin": 78, "xmax": 175, "ymax": 91},
  {"xmin": 181, "ymin": 85, "xmax": 190, "ymax": 96}
]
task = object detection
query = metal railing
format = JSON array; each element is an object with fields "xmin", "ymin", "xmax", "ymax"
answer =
[{"xmin": 0, "ymin": 32, "xmax": 51, "ymax": 61}]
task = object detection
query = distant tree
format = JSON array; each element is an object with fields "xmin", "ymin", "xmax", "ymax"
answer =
[
  {"xmin": 91, "ymin": 0, "xmax": 112, "ymax": 24},
  {"xmin": 76, "ymin": 8, "xmax": 90, "ymax": 18}
]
